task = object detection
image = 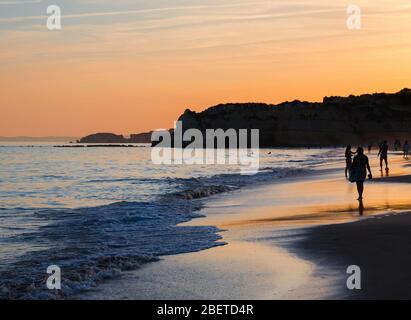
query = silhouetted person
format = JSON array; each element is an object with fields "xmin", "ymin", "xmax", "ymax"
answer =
[
  {"xmin": 368, "ymin": 143, "xmax": 373, "ymax": 154},
  {"xmin": 349, "ymin": 147, "xmax": 372, "ymax": 200},
  {"xmin": 378, "ymin": 140, "xmax": 389, "ymax": 172},
  {"xmin": 345, "ymin": 145, "xmax": 355, "ymax": 178},
  {"xmin": 403, "ymin": 141, "xmax": 410, "ymax": 159}
]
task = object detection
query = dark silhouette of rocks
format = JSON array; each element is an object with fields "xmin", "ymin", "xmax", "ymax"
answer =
[
  {"xmin": 79, "ymin": 133, "xmax": 128, "ymax": 143},
  {"xmin": 78, "ymin": 132, "xmax": 152, "ymax": 144},
  {"xmin": 177, "ymin": 88, "xmax": 411, "ymax": 147},
  {"xmin": 129, "ymin": 132, "xmax": 152, "ymax": 143}
]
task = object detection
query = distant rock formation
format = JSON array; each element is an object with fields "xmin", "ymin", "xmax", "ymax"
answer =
[
  {"xmin": 79, "ymin": 133, "xmax": 128, "ymax": 143},
  {"xmin": 177, "ymin": 88, "xmax": 411, "ymax": 147},
  {"xmin": 78, "ymin": 132, "xmax": 152, "ymax": 144},
  {"xmin": 129, "ymin": 132, "xmax": 152, "ymax": 143}
]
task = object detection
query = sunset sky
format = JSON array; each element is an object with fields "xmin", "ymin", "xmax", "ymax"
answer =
[{"xmin": 1, "ymin": 0, "xmax": 411, "ymax": 136}]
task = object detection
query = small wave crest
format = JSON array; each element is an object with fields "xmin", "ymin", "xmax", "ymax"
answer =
[{"xmin": 167, "ymin": 167, "xmax": 309, "ymax": 200}]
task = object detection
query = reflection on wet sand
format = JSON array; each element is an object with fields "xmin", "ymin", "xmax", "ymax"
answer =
[
  {"xmin": 225, "ymin": 200, "xmax": 411, "ymax": 228},
  {"xmin": 199, "ymin": 156, "xmax": 411, "ymax": 230}
]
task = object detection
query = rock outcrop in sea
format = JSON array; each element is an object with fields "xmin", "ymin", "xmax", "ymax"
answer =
[{"xmin": 78, "ymin": 132, "xmax": 152, "ymax": 144}]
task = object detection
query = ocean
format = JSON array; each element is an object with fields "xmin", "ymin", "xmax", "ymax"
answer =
[{"xmin": 0, "ymin": 142, "xmax": 341, "ymax": 299}]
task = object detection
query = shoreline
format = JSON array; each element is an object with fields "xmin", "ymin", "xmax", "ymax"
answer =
[{"xmin": 79, "ymin": 154, "xmax": 411, "ymax": 300}]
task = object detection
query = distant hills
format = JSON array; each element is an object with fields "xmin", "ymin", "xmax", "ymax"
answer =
[
  {"xmin": 0, "ymin": 136, "xmax": 78, "ymax": 142},
  {"xmin": 177, "ymin": 88, "xmax": 411, "ymax": 147}
]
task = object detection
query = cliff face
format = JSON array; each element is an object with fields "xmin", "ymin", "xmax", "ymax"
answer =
[
  {"xmin": 178, "ymin": 89, "xmax": 411, "ymax": 147},
  {"xmin": 129, "ymin": 132, "xmax": 152, "ymax": 143}
]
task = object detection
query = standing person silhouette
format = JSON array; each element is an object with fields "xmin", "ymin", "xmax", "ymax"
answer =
[
  {"xmin": 349, "ymin": 147, "xmax": 372, "ymax": 200},
  {"xmin": 378, "ymin": 140, "xmax": 389, "ymax": 172},
  {"xmin": 403, "ymin": 141, "xmax": 410, "ymax": 159},
  {"xmin": 345, "ymin": 145, "xmax": 355, "ymax": 178}
]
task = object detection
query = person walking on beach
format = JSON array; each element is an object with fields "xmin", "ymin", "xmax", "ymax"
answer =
[
  {"xmin": 378, "ymin": 140, "xmax": 389, "ymax": 172},
  {"xmin": 345, "ymin": 145, "xmax": 355, "ymax": 178},
  {"xmin": 349, "ymin": 147, "xmax": 372, "ymax": 200},
  {"xmin": 403, "ymin": 141, "xmax": 410, "ymax": 159}
]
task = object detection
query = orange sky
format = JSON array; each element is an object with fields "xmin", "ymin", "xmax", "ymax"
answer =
[{"xmin": 1, "ymin": 0, "xmax": 411, "ymax": 136}]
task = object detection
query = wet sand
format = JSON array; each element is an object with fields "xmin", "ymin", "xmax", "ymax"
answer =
[
  {"xmin": 80, "ymin": 153, "xmax": 411, "ymax": 300},
  {"xmin": 288, "ymin": 211, "xmax": 411, "ymax": 299}
]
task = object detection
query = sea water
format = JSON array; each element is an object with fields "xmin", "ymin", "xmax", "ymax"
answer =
[{"xmin": 0, "ymin": 142, "xmax": 341, "ymax": 299}]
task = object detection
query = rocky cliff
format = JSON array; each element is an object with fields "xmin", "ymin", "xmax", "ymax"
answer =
[{"xmin": 177, "ymin": 89, "xmax": 411, "ymax": 147}]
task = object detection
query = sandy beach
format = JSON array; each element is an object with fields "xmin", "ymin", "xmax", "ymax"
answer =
[{"xmin": 80, "ymin": 153, "xmax": 411, "ymax": 300}]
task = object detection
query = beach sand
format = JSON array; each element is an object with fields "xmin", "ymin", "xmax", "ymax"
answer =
[
  {"xmin": 289, "ymin": 212, "xmax": 411, "ymax": 299},
  {"xmin": 80, "ymin": 153, "xmax": 411, "ymax": 300}
]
